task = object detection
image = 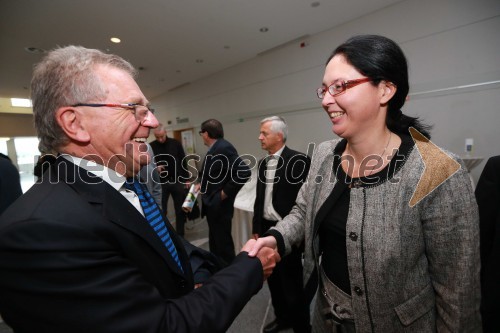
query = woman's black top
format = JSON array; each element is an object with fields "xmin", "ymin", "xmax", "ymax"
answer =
[{"xmin": 319, "ymin": 134, "xmax": 413, "ymax": 295}]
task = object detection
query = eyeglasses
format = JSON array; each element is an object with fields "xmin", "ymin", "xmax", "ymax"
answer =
[
  {"xmin": 316, "ymin": 78, "xmax": 372, "ymax": 99},
  {"xmin": 71, "ymin": 103, "xmax": 155, "ymax": 124}
]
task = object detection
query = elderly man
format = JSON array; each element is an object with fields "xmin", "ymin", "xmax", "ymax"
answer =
[
  {"xmin": 0, "ymin": 46, "xmax": 278, "ymax": 333},
  {"xmin": 253, "ymin": 116, "xmax": 311, "ymax": 333}
]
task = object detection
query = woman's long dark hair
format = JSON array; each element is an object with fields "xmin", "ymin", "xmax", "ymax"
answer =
[{"xmin": 328, "ymin": 35, "xmax": 432, "ymax": 138}]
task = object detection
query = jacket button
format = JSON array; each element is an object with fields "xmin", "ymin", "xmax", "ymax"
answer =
[
  {"xmin": 179, "ymin": 280, "xmax": 186, "ymax": 288},
  {"xmin": 349, "ymin": 232, "xmax": 358, "ymax": 241},
  {"xmin": 354, "ymin": 286, "xmax": 363, "ymax": 296},
  {"xmin": 350, "ymin": 179, "xmax": 362, "ymax": 188}
]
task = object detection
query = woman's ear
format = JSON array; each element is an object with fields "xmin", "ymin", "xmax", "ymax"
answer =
[
  {"xmin": 379, "ymin": 81, "xmax": 397, "ymax": 105},
  {"xmin": 55, "ymin": 107, "xmax": 90, "ymax": 143}
]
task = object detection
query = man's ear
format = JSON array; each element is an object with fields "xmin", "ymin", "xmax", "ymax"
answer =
[
  {"xmin": 55, "ymin": 107, "xmax": 90, "ymax": 143},
  {"xmin": 379, "ymin": 81, "xmax": 397, "ymax": 105}
]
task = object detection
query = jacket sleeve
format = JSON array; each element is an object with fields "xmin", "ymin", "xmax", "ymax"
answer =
[
  {"xmin": 475, "ymin": 156, "xmax": 500, "ymax": 270},
  {"xmin": 270, "ymin": 142, "xmax": 329, "ymax": 256},
  {"xmin": 420, "ymin": 162, "xmax": 482, "ymax": 331},
  {"xmin": 163, "ymin": 253, "xmax": 263, "ymax": 332},
  {"xmin": 0, "ymin": 218, "xmax": 263, "ymax": 333}
]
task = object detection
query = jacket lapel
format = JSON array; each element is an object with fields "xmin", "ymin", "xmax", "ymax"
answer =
[
  {"xmin": 102, "ymin": 186, "xmax": 187, "ymax": 276},
  {"xmin": 56, "ymin": 157, "xmax": 187, "ymax": 277},
  {"xmin": 312, "ymin": 150, "xmax": 342, "ymax": 237}
]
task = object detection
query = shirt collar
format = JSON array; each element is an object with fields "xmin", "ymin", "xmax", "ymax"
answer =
[
  {"xmin": 62, "ymin": 154, "xmax": 126, "ymax": 191},
  {"xmin": 269, "ymin": 145, "xmax": 285, "ymax": 158}
]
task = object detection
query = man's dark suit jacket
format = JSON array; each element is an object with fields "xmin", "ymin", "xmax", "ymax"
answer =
[
  {"xmin": 0, "ymin": 157, "xmax": 263, "ymax": 333},
  {"xmin": 199, "ymin": 138, "xmax": 250, "ymax": 213},
  {"xmin": 0, "ymin": 156, "xmax": 23, "ymax": 216},
  {"xmin": 252, "ymin": 146, "xmax": 310, "ymax": 235},
  {"xmin": 475, "ymin": 155, "xmax": 500, "ymax": 333}
]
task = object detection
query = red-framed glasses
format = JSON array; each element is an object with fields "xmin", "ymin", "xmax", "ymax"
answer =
[{"xmin": 316, "ymin": 78, "xmax": 372, "ymax": 99}]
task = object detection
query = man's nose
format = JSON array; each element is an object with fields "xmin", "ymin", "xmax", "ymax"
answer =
[{"xmin": 143, "ymin": 111, "xmax": 160, "ymax": 128}]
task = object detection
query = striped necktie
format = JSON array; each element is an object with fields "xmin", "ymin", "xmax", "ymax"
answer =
[{"xmin": 124, "ymin": 178, "xmax": 183, "ymax": 272}]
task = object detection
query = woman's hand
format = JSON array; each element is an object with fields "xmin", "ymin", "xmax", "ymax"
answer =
[
  {"xmin": 247, "ymin": 236, "xmax": 277, "ymax": 257},
  {"xmin": 241, "ymin": 238, "xmax": 280, "ymax": 280}
]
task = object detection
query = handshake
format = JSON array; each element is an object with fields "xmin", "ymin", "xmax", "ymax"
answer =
[{"xmin": 241, "ymin": 236, "xmax": 280, "ymax": 280}]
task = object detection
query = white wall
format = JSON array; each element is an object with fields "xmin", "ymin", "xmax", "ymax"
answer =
[{"xmin": 151, "ymin": 0, "xmax": 500, "ymax": 183}]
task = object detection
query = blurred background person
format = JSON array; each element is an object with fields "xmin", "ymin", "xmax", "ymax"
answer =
[
  {"xmin": 197, "ymin": 119, "xmax": 251, "ymax": 266},
  {"xmin": 250, "ymin": 35, "xmax": 481, "ymax": 332},
  {"xmin": 475, "ymin": 155, "xmax": 500, "ymax": 333},
  {"xmin": 150, "ymin": 124, "xmax": 189, "ymax": 237},
  {"xmin": 0, "ymin": 153, "xmax": 23, "ymax": 216}
]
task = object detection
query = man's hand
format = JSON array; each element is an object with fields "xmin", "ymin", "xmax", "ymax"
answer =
[{"xmin": 241, "ymin": 239, "xmax": 280, "ymax": 281}]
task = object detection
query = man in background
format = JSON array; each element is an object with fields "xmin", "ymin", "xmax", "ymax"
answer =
[
  {"xmin": 253, "ymin": 116, "xmax": 311, "ymax": 333},
  {"xmin": 150, "ymin": 125, "xmax": 189, "ymax": 237},
  {"xmin": 475, "ymin": 155, "xmax": 500, "ymax": 333},
  {"xmin": 198, "ymin": 119, "xmax": 251, "ymax": 266},
  {"xmin": 0, "ymin": 153, "xmax": 23, "ymax": 216},
  {"xmin": 0, "ymin": 45, "xmax": 278, "ymax": 332}
]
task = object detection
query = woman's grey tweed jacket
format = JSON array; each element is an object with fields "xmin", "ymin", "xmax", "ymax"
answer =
[{"xmin": 271, "ymin": 137, "xmax": 481, "ymax": 332}]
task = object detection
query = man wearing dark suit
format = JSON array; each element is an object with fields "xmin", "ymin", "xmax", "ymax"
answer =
[
  {"xmin": 253, "ymin": 116, "xmax": 311, "ymax": 333},
  {"xmin": 0, "ymin": 153, "xmax": 23, "ymax": 216},
  {"xmin": 197, "ymin": 119, "xmax": 251, "ymax": 266},
  {"xmin": 0, "ymin": 46, "xmax": 278, "ymax": 333},
  {"xmin": 475, "ymin": 155, "xmax": 500, "ymax": 333}
]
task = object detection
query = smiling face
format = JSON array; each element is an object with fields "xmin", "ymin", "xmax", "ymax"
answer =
[
  {"xmin": 75, "ymin": 65, "xmax": 159, "ymax": 177},
  {"xmin": 321, "ymin": 54, "xmax": 387, "ymax": 140}
]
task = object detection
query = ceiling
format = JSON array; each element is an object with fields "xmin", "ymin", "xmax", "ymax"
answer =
[{"xmin": 0, "ymin": 0, "xmax": 402, "ymax": 111}]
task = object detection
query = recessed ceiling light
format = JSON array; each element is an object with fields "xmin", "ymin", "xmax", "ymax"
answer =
[
  {"xmin": 311, "ymin": 1, "xmax": 320, "ymax": 8},
  {"xmin": 110, "ymin": 37, "xmax": 121, "ymax": 43},
  {"xmin": 11, "ymin": 98, "xmax": 32, "ymax": 108},
  {"xmin": 259, "ymin": 27, "xmax": 269, "ymax": 33}
]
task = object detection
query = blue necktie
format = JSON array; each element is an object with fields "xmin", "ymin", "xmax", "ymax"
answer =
[{"xmin": 124, "ymin": 178, "xmax": 183, "ymax": 272}]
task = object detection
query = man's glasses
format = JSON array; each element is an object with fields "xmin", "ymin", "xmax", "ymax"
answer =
[
  {"xmin": 71, "ymin": 103, "xmax": 155, "ymax": 124},
  {"xmin": 316, "ymin": 78, "xmax": 372, "ymax": 99}
]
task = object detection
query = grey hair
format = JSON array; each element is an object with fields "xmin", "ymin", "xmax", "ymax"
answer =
[
  {"xmin": 31, "ymin": 45, "xmax": 137, "ymax": 153},
  {"xmin": 260, "ymin": 116, "xmax": 288, "ymax": 142}
]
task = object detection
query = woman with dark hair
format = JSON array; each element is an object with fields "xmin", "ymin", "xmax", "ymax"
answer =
[{"xmin": 249, "ymin": 35, "xmax": 481, "ymax": 332}]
